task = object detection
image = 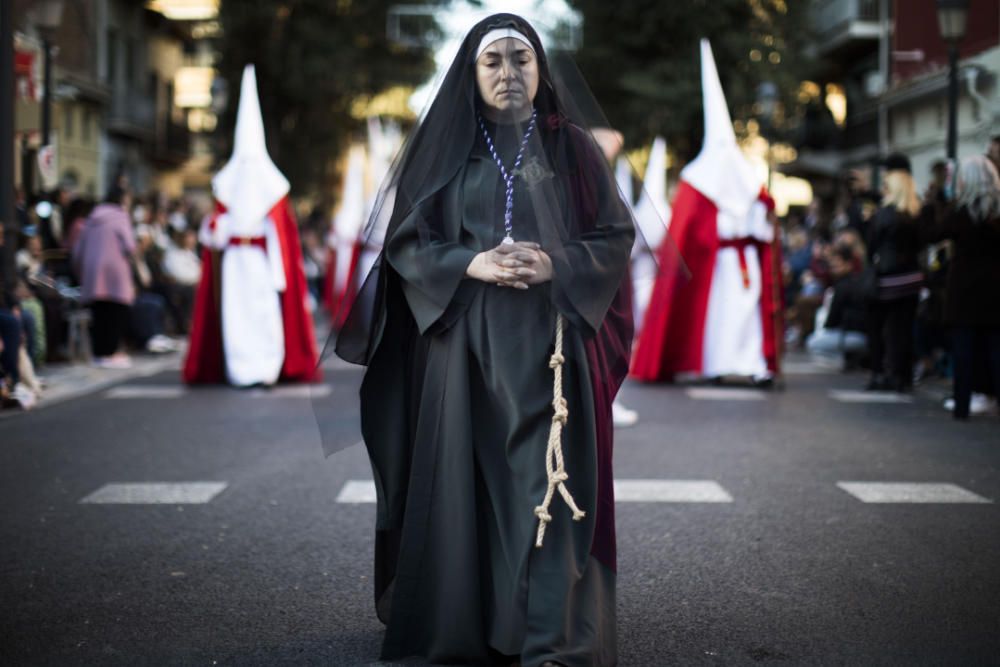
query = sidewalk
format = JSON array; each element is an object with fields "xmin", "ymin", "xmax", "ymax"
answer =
[{"xmin": 1, "ymin": 344, "xmax": 186, "ymax": 419}]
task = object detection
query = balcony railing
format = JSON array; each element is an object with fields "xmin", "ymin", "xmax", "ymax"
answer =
[{"xmin": 813, "ymin": 0, "xmax": 881, "ymax": 54}]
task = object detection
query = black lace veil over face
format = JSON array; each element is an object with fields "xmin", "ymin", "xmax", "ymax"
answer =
[{"xmin": 313, "ymin": 13, "xmax": 685, "ymax": 456}]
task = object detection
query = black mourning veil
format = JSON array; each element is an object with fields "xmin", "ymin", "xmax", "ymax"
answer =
[{"xmin": 313, "ymin": 13, "xmax": 685, "ymax": 456}]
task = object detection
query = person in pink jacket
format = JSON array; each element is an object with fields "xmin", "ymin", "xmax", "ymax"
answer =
[{"xmin": 72, "ymin": 185, "xmax": 136, "ymax": 368}]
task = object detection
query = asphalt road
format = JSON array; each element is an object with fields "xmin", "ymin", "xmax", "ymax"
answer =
[{"xmin": 1, "ymin": 357, "xmax": 998, "ymax": 666}]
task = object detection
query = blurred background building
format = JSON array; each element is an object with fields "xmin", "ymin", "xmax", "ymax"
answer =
[
  {"xmin": 12, "ymin": 0, "xmax": 220, "ymax": 198},
  {"xmin": 789, "ymin": 0, "xmax": 999, "ymax": 192}
]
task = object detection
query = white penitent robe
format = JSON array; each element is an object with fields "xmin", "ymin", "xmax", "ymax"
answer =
[
  {"xmin": 701, "ymin": 198, "xmax": 773, "ymax": 378},
  {"xmin": 202, "ymin": 210, "xmax": 286, "ymax": 386}
]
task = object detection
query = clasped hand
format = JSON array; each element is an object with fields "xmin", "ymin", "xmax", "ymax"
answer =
[{"xmin": 465, "ymin": 241, "xmax": 553, "ymax": 290}]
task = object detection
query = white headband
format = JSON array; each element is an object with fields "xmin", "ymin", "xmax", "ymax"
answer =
[{"xmin": 475, "ymin": 28, "xmax": 535, "ymax": 60}]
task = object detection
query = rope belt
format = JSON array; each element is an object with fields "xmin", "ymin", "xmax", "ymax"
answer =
[{"xmin": 534, "ymin": 313, "xmax": 585, "ymax": 547}]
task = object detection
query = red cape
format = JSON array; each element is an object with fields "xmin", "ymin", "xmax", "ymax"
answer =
[
  {"xmin": 631, "ymin": 183, "xmax": 782, "ymax": 381},
  {"xmin": 183, "ymin": 197, "xmax": 321, "ymax": 384},
  {"xmin": 321, "ymin": 237, "xmax": 363, "ymax": 329}
]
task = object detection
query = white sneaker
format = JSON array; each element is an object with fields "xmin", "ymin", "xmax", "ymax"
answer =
[
  {"xmin": 146, "ymin": 334, "xmax": 178, "ymax": 354},
  {"xmin": 12, "ymin": 383, "xmax": 37, "ymax": 410},
  {"xmin": 93, "ymin": 354, "xmax": 133, "ymax": 370},
  {"xmin": 943, "ymin": 393, "xmax": 998, "ymax": 415},
  {"xmin": 612, "ymin": 400, "xmax": 639, "ymax": 428}
]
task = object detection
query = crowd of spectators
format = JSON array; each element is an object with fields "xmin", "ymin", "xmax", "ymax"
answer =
[
  {"xmin": 0, "ymin": 181, "xmax": 205, "ymax": 410},
  {"xmin": 784, "ymin": 135, "xmax": 1000, "ymax": 420}
]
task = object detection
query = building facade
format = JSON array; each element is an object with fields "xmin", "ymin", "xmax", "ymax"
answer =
[
  {"xmin": 792, "ymin": 0, "xmax": 999, "ymax": 194},
  {"xmin": 12, "ymin": 0, "xmax": 216, "ymax": 199}
]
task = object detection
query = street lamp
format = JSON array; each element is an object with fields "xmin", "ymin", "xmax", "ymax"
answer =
[
  {"xmin": 32, "ymin": 0, "xmax": 64, "ymax": 150},
  {"xmin": 937, "ymin": 0, "xmax": 969, "ymax": 165}
]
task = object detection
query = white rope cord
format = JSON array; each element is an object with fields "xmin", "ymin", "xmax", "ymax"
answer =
[{"xmin": 534, "ymin": 313, "xmax": 586, "ymax": 547}]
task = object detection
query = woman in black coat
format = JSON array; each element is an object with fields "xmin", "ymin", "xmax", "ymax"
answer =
[
  {"xmin": 921, "ymin": 154, "xmax": 1000, "ymax": 420},
  {"xmin": 865, "ymin": 162, "xmax": 924, "ymax": 391}
]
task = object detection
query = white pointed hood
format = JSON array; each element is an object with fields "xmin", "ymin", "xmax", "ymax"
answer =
[
  {"xmin": 680, "ymin": 40, "xmax": 760, "ymax": 219},
  {"xmin": 212, "ymin": 65, "xmax": 290, "ymax": 224},
  {"xmin": 334, "ymin": 144, "xmax": 366, "ymax": 241},
  {"xmin": 614, "ymin": 156, "xmax": 633, "ymax": 208},
  {"xmin": 633, "ymin": 136, "xmax": 671, "ymax": 248}
]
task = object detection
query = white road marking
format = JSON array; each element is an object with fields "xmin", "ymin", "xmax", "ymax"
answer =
[
  {"xmin": 249, "ymin": 385, "xmax": 332, "ymax": 398},
  {"xmin": 829, "ymin": 390, "xmax": 913, "ymax": 404},
  {"xmin": 336, "ymin": 480, "xmax": 378, "ymax": 503},
  {"xmin": 614, "ymin": 479, "xmax": 734, "ymax": 502},
  {"xmin": 80, "ymin": 482, "xmax": 229, "ymax": 504},
  {"xmin": 686, "ymin": 388, "xmax": 766, "ymax": 401},
  {"xmin": 782, "ymin": 360, "xmax": 837, "ymax": 375},
  {"xmin": 105, "ymin": 385, "xmax": 187, "ymax": 399},
  {"xmin": 836, "ymin": 482, "xmax": 992, "ymax": 504},
  {"xmin": 335, "ymin": 479, "xmax": 735, "ymax": 504}
]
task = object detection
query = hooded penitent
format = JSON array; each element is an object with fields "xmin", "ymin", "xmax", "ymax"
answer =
[
  {"xmin": 631, "ymin": 39, "xmax": 780, "ymax": 382},
  {"xmin": 183, "ymin": 64, "xmax": 319, "ymax": 386}
]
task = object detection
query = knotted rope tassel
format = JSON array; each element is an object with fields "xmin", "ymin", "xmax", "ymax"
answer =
[{"xmin": 534, "ymin": 314, "xmax": 586, "ymax": 547}]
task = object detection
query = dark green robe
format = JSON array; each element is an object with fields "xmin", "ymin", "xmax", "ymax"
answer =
[{"xmin": 359, "ymin": 122, "xmax": 632, "ymax": 666}]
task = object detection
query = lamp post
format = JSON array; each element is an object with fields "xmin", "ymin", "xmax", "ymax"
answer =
[
  {"xmin": 936, "ymin": 0, "xmax": 969, "ymax": 166},
  {"xmin": 33, "ymin": 0, "xmax": 64, "ymax": 154}
]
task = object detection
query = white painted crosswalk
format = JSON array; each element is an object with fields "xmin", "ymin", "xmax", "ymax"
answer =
[
  {"xmin": 105, "ymin": 386, "xmax": 188, "ymax": 399},
  {"xmin": 74, "ymin": 480, "xmax": 994, "ymax": 506},
  {"xmin": 828, "ymin": 390, "xmax": 914, "ymax": 404},
  {"xmin": 329, "ymin": 480, "xmax": 992, "ymax": 505},
  {"xmin": 685, "ymin": 388, "xmax": 766, "ymax": 401},
  {"xmin": 614, "ymin": 479, "xmax": 733, "ymax": 502},
  {"xmin": 102, "ymin": 384, "xmax": 331, "ymax": 399},
  {"xmin": 80, "ymin": 482, "xmax": 229, "ymax": 504},
  {"xmin": 836, "ymin": 482, "xmax": 992, "ymax": 504}
]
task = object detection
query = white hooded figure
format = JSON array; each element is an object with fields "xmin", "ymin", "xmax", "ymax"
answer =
[{"xmin": 200, "ymin": 65, "xmax": 288, "ymax": 386}]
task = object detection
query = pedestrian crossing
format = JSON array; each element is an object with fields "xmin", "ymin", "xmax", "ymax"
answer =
[
  {"xmin": 80, "ymin": 482, "xmax": 229, "ymax": 504},
  {"xmin": 685, "ymin": 388, "xmax": 766, "ymax": 401},
  {"xmin": 103, "ymin": 384, "xmax": 332, "ymax": 399},
  {"xmin": 74, "ymin": 478, "xmax": 994, "ymax": 505},
  {"xmin": 98, "ymin": 383, "xmax": 932, "ymax": 407},
  {"xmin": 836, "ymin": 482, "xmax": 992, "ymax": 504},
  {"xmin": 828, "ymin": 390, "xmax": 914, "ymax": 404}
]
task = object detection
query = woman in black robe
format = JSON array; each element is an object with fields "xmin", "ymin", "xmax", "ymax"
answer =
[{"xmin": 330, "ymin": 14, "xmax": 642, "ymax": 666}]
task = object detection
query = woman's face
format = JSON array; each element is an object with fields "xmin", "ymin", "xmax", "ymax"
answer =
[{"xmin": 475, "ymin": 37, "xmax": 539, "ymax": 118}]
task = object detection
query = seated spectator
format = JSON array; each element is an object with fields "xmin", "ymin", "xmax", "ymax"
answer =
[
  {"xmin": 806, "ymin": 244, "xmax": 869, "ymax": 367},
  {"xmin": 162, "ymin": 228, "xmax": 201, "ymax": 334},
  {"xmin": 15, "ymin": 233, "xmax": 44, "ymax": 280},
  {"xmin": 0, "ymin": 222, "xmax": 37, "ymax": 409},
  {"xmin": 131, "ymin": 225, "xmax": 178, "ymax": 354}
]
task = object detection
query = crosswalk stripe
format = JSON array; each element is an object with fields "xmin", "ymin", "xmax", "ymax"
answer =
[
  {"xmin": 105, "ymin": 385, "xmax": 187, "ymax": 399},
  {"xmin": 249, "ymin": 385, "xmax": 332, "ymax": 398},
  {"xmin": 333, "ymin": 479, "xmax": 735, "ymax": 504},
  {"xmin": 685, "ymin": 388, "xmax": 766, "ymax": 401},
  {"xmin": 614, "ymin": 479, "xmax": 734, "ymax": 502},
  {"xmin": 336, "ymin": 480, "xmax": 378, "ymax": 503},
  {"xmin": 80, "ymin": 482, "xmax": 228, "ymax": 504},
  {"xmin": 836, "ymin": 482, "xmax": 992, "ymax": 504},
  {"xmin": 782, "ymin": 360, "xmax": 838, "ymax": 375},
  {"xmin": 829, "ymin": 390, "xmax": 913, "ymax": 404}
]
